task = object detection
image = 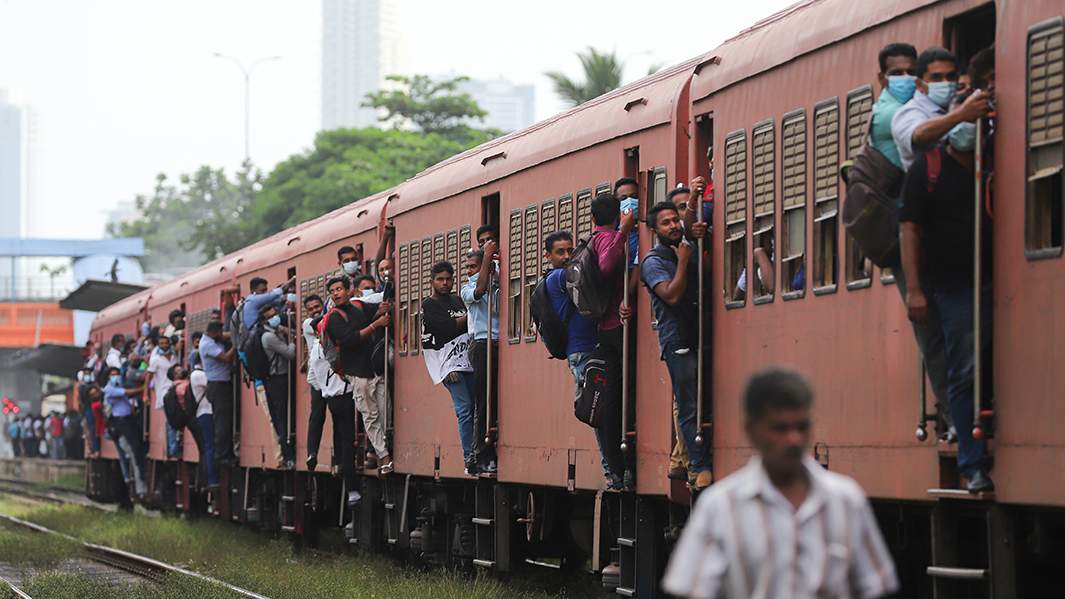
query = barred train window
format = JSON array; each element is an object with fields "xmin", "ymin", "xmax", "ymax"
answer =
[
  {"xmin": 723, "ymin": 131, "xmax": 748, "ymax": 307},
  {"xmin": 845, "ymin": 87, "xmax": 874, "ymax": 287},
  {"xmin": 1026, "ymin": 21, "xmax": 1064, "ymax": 259},
  {"xmin": 812, "ymin": 99, "xmax": 840, "ymax": 293},
  {"xmin": 508, "ymin": 209, "xmax": 523, "ymax": 343},
  {"xmin": 398, "ymin": 243, "xmax": 409, "ymax": 355},
  {"xmin": 576, "ymin": 189, "xmax": 593, "ymax": 239},
  {"xmin": 540, "ymin": 198, "xmax": 557, "ymax": 274},
  {"xmin": 781, "ymin": 110, "xmax": 806, "ymax": 297},
  {"xmin": 652, "ymin": 168, "xmax": 667, "ymax": 206},
  {"xmin": 458, "ymin": 226, "xmax": 472, "ymax": 287},
  {"xmin": 523, "ymin": 205, "xmax": 540, "ymax": 340},
  {"xmin": 751, "ymin": 120, "xmax": 775, "ymax": 303},
  {"xmin": 558, "ymin": 194, "xmax": 574, "ymax": 235},
  {"xmin": 446, "ymin": 229, "xmax": 458, "ymax": 273}
]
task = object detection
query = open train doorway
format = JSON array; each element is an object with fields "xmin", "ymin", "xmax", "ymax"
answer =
[{"xmin": 480, "ymin": 191, "xmax": 501, "ymax": 460}]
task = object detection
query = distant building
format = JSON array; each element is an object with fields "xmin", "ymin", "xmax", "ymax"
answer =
[
  {"xmin": 0, "ymin": 90, "xmax": 26, "ymax": 239},
  {"xmin": 321, "ymin": 0, "xmax": 401, "ymax": 130},
  {"xmin": 457, "ymin": 78, "xmax": 536, "ymax": 133}
]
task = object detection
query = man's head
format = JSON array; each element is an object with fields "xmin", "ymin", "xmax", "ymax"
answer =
[
  {"xmin": 648, "ymin": 203, "xmax": 684, "ymax": 246},
  {"xmin": 476, "ymin": 225, "xmax": 498, "ymax": 249},
  {"xmin": 191, "ymin": 331, "xmax": 203, "ymax": 348},
  {"xmin": 354, "ymin": 275, "xmax": 377, "ymax": 294},
  {"xmin": 544, "ymin": 231, "xmax": 574, "ymax": 269},
  {"xmin": 667, "ymin": 186, "xmax": 691, "ymax": 211},
  {"xmin": 249, "ymin": 277, "xmax": 269, "ymax": 295},
  {"xmin": 206, "ymin": 320, "xmax": 224, "ymax": 340},
  {"xmin": 209, "ymin": 308, "xmax": 222, "ymax": 321},
  {"xmin": 110, "ymin": 333, "xmax": 124, "ymax": 349},
  {"xmin": 465, "ymin": 249, "xmax": 484, "ymax": 279},
  {"xmin": 956, "ymin": 73, "xmax": 972, "ymax": 101},
  {"xmin": 430, "ymin": 261, "xmax": 455, "ymax": 296},
  {"xmin": 613, "ymin": 177, "xmax": 639, "ymax": 200},
  {"xmin": 107, "ymin": 366, "xmax": 121, "ymax": 379},
  {"xmin": 591, "ymin": 192, "xmax": 620, "ymax": 227},
  {"xmin": 166, "ymin": 364, "xmax": 188, "ymax": 382},
  {"xmin": 326, "ymin": 275, "xmax": 352, "ymax": 306},
  {"xmin": 968, "ymin": 46, "xmax": 995, "ymax": 92},
  {"xmin": 876, "ymin": 42, "xmax": 917, "ymax": 90},
  {"xmin": 338, "ymin": 246, "xmax": 360, "ymax": 276},
  {"xmin": 744, "ymin": 368, "xmax": 814, "ymax": 477},
  {"xmin": 168, "ymin": 309, "xmax": 185, "ymax": 329},
  {"xmin": 259, "ymin": 303, "xmax": 279, "ymax": 324},
  {"xmin": 377, "ymin": 258, "xmax": 393, "ymax": 281},
  {"xmin": 157, "ymin": 335, "xmax": 171, "ymax": 352},
  {"xmin": 303, "ymin": 294, "xmax": 324, "ymax": 319}
]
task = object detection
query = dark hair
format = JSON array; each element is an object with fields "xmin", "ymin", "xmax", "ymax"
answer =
[
  {"xmin": 123, "ymin": 339, "xmax": 137, "ymax": 352},
  {"xmin": 968, "ymin": 46, "xmax": 995, "ymax": 89},
  {"xmin": 191, "ymin": 331, "xmax": 203, "ymax": 341},
  {"xmin": 206, "ymin": 321, "xmax": 224, "ymax": 334},
  {"xmin": 878, "ymin": 42, "xmax": 917, "ymax": 73},
  {"xmin": 667, "ymin": 186, "xmax": 691, "ymax": 204},
  {"xmin": 544, "ymin": 231, "xmax": 573, "ymax": 253},
  {"xmin": 743, "ymin": 367, "xmax": 814, "ymax": 422},
  {"xmin": 915, "ymin": 47, "xmax": 956, "ymax": 78},
  {"xmin": 166, "ymin": 364, "xmax": 180, "ymax": 381},
  {"xmin": 647, "ymin": 203, "xmax": 679, "ymax": 229},
  {"xmin": 303, "ymin": 293, "xmax": 322, "ymax": 307},
  {"xmin": 157, "ymin": 333, "xmax": 171, "ymax": 345},
  {"xmin": 326, "ymin": 275, "xmax": 350, "ymax": 290},
  {"xmin": 476, "ymin": 224, "xmax": 497, "ymax": 241},
  {"xmin": 168, "ymin": 309, "xmax": 184, "ymax": 324},
  {"xmin": 353, "ymin": 274, "xmax": 376, "ymax": 289},
  {"xmin": 249, "ymin": 277, "xmax": 268, "ymax": 291},
  {"xmin": 431, "ymin": 261, "xmax": 454, "ymax": 277},
  {"xmin": 148, "ymin": 326, "xmax": 160, "ymax": 342},
  {"xmin": 591, "ymin": 192, "xmax": 620, "ymax": 226},
  {"xmin": 111, "ymin": 333, "xmax": 124, "ymax": 346},
  {"xmin": 613, "ymin": 177, "xmax": 638, "ymax": 194},
  {"xmin": 258, "ymin": 302, "xmax": 278, "ymax": 317},
  {"xmin": 107, "ymin": 366, "xmax": 120, "ymax": 376},
  {"xmin": 467, "ymin": 249, "xmax": 485, "ymax": 263},
  {"xmin": 337, "ymin": 246, "xmax": 357, "ymax": 261}
]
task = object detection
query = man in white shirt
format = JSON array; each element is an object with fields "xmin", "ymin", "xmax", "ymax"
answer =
[
  {"xmin": 145, "ymin": 335, "xmax": 179, "ymax": 458},
  {"xmin": 662, "ymin": 368, "xmax": 899, "ymax": 599},
  {"xmin": 105, "ymin": 334, "xmax": 125, "ymax": 370},
  {"xmin": 189, "ymin": 366, "xmax": 218, "ymax": 488},
  {"xmin": 306, "ymin": 315, "xmax": 359, "ymax": 508}
]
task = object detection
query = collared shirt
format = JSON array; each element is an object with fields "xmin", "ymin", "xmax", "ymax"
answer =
[
  {"xmin": 198, "ymin": 335, "xmax": 232, "ymax": 382},
  {"xmin": 891, "ymin": 91, "xmax": 946, "ymax": 172},
  {"xmin": 870, "ymin": 89, "xmax": 905, "ymax": 169},
  {"xmin": 106, "ymin": 347, "xmax": 123, "ymax": 369},
  {"xmin": 641, "ymin": 242, "xmax": 702, "ymax": 354},
  {"xmin": 590, "ymin": 224, "xmax": 628, "ymax": 331},
  {"xmin": 147, "ymin": 349, "xmax": 176, "ymax": 409},
  {"xmin": 103, "ymin": 379, "xmax": 134, "ymax": 418},
  {"xmin": 663, "ymin": 456, "xmax": 898, "ymax": 599},
  {"xmin": 460, "ymin": 272, "xmax": 499, "ymax": 341},
  {"xmin": 242, "ymin": 288, "xmax": 285, "ymax": 328},
  {"xmin": 302, "ymin": 317, "xmax": 317, "ymax": 353}
]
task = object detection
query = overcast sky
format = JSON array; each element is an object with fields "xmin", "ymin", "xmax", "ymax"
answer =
[{"xmin": 0, "ymin": 0, "xmax": 796, "ymax": 239}]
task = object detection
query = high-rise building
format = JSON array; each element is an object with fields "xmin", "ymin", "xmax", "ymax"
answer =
[
  {"xmin": 321, "ymin": 0, "xmax": 401, "ymax": 131},
  {"xmin": 0, "ymin": 90, "xmax": 26, "ymax": 239},
  {"xmin": 457, "ymin": 78, "xmax": 536, "ymax": 133}
]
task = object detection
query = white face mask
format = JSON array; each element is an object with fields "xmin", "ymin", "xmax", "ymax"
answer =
[{"xmin": 342, "ymin": 262, "xmax": 360, "ymax": 276}]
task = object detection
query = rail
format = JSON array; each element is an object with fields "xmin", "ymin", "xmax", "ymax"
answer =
[{"xmin": 0, "ymin": 573, "xmax": 32, "ymax": 599}]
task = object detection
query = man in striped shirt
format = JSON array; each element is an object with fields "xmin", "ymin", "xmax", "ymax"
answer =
[{"xmin": 663, "ymin": 368, "xmax": 898, "ymax": 599}]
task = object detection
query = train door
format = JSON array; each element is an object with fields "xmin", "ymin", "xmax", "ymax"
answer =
[
  {"xmin": 481, "ymin": 192, "xmax": 501, "ymax": 454},
  {"xmin": 692, "ymin": 114, "xmax": 714, "ymax": 462},
  {"xmin": 285, "ymin": 265, "xmax": 297, "ymax": 466},
  {"xmin": 221, "ymin": 287, "xmax": 242, "ymax": 454}
]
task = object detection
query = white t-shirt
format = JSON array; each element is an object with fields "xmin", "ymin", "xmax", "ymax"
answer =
[
  {"xmin": 190, "ymin": 369, "xmax": 212, "ymax": 417},
  {"xmin": 106, "ymin": 347, "xmax": 123, "ymax": 369},
  {"xmin": 307, "ymin": 340, "xmax": 349, "ymax": 398},
  {"xmin": 147, "ymin": 350, "xmax": 176, "ymax": 409}
]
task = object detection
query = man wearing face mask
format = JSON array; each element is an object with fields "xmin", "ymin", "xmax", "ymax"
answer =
[
  {"xmin": 145, "ymin": 334, "xmax": 181, "ymax": 459},
  {"xmin": 898, "ymin": 51, "xmax": 994, "ymax": 492},
  {"xmin": 891, "ymin": 47, "xmax": 993, "ymax": 172},
  {"xmin": 338, "ymin": 246, "xmax": 361, "ymax": 278},
  {"xmin": 241, "ymin": 276, "xmax": 297, "ymax": 337},
  {"xmin": 103, "ymin": 366, "xmax": 148, "ymax": 498},
  {"xmin": 260, "ymin": 303, "xmax": 296, "ymax": 468},
  {"xmin": 870, "ymin": 43, "xmax": 918, "ymax": 170}
]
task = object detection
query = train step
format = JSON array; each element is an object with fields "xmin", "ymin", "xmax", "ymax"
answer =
[{"xmin": 928, "ymin": 488, "xmax": 996, "ymax": 501}]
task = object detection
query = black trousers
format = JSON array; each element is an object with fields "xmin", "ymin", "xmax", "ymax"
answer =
[
  {"xmin": 206, "ymin": 380, "xmax": 235, "ymax": 463},
  {"xmin": 307, "ymin": 386, "xmax": 327, "ymax": 459},
  {"xmin": 596, "ymin": 326, "xmax": 634, "ymax": 479},
  {"xmin": 264, "ymin": 374, "xmax": 294, "ymax": 461},
  {"xmin": 468, "ymin": 339, "xmax": 498, "ymax": 465},
  {"xmin": 308, "ymin": 392, "xmax": 356, "ymax": 489}
]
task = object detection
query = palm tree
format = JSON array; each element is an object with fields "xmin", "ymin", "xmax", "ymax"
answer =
[{"xmin": 546, "ymin": 47, "xmax": 625, "ymax": 107}]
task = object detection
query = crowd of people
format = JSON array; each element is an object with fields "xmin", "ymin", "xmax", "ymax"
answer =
[{"xmin": 4, "ymin": 411, "xmax": 83, "ymax": 460}]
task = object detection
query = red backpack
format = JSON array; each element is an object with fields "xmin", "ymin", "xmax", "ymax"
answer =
[{"xmin": 316, "ymin": 302, "xmax": 362, "ymax": 377}]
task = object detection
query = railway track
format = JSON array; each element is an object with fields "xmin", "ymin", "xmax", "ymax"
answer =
[{"xmin": 0, "ymin": 488, "xmax": 269, "ymax": 598}]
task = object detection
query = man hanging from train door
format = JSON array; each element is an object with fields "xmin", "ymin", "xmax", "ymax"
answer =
[
  {"xmin": 641, "ymin": 202, "xmax": 713, "ymax": 490},
  {"xmin": 144, "ymin": 334, "xmax": 181, "ymax": 459},
  {"xmin": 461, "ymin": 248, "xmax": 499, "ymax": 476},
  {"xmin": 259, "ymin": 303, "xmax": 297, "ymax": 469},
  {"xmin": 103, "ymin": 366, "xmax": 149, "ymax": 499},
  {"xmin": 898, "ymin": 48, "xmax": 995, "ymax": 494},
  {"xmin": 200, "ymin": 320, "xmax": 237, "ymax": 467}
]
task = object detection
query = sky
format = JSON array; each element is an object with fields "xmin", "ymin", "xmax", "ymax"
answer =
[{"xmin": 0, "ymin": 0, "xmax": 797, "ymax": 240}]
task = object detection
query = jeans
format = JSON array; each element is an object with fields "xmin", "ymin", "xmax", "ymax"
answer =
[
  {"xmin": 112, "ymin": 416, "xmax": 147, "ymax": 496},
  {"xmin": 568, "ymin": 351, "xmax": 613, "ymax": 479},
  {"xmin": 264, "ymin": 374, "xmax": 294, "ymax": 462},
  {"xmin": 468, "ymin": 340, "xmax": 498, "ymax": 466},
  {"xmin": 895, "ymin": 267, "xmax": 952, "ymax": 425},
  {"xmin": 595, "ymin": 327, "xmax": 633, "ymax": 480},
  {"xmin": 928, "ymin": 280, "xmax": 992, "ymax": 477},
  {"xmin": 443, "ymin": 370, "xmax": 477, "ymax": 463},
  {"xmin": 662, "ymin": 343, "xmax": 711, "ymax": 473},
  {"xmin": 166, "ymin": 421, "xmax": 183, "ymax": 458},
  {"xmin": 80, "ymin": 392, "xmax": 100, "ymax": 454},
  {"xmin": 207, "ymin": 380, "xmax": 235, "ymax": 463},
  {"xmin": 197, "ymin": 414, "xmax": 219, "ymax": 486},
  {"xmin": 50, "ymin": 438, "xmax": 65, "ymax": 459}
]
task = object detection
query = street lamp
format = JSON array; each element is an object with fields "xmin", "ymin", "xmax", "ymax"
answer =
[{"xmin": 212, "ymin": 53, "xmax": 281, "ymax": 163}]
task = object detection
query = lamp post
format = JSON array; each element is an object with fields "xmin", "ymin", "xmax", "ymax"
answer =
[{"xmin": 212, "ymin": 53, "xmax": 281, "ymax": 163}]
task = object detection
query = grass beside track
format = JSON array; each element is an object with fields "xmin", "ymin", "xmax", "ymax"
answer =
[
  {"xmin": 0, "ymin": 497, "xmax": 598, "ymax": 598},
  {"xmin": 18, "ymin": 570, "xmax": 229, "ymax": 599}
]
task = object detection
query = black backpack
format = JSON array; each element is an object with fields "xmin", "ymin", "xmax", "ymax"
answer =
[
  {"xmin": 575, "ymin": 357, "xmax": 609, "ymax": 428},
  {"xmin": 565, "ymin": 232, "xmax": 611, "ymax": 320},
  {"xmin": 241, "ymin": 323, "xmax": 271, "ymax": 381},
  {"xmin": 162, "ymin": 384, "xmax": 195, "ymax": 430},
  {"xmin": 529, "ymin": 272, "xmax": 571, "ymax": 360},
  {"xmin": 841, "ymin": 121, "xmax": 905, "ymax": 268}
]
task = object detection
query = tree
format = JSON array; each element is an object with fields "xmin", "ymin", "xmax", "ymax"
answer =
[
  {"xmin": 363, "ymin": 74, "xmax": 498, "ymax": 143},
  {"xmin": 546, "ymin": 47, "xmax": 625, "ymax": 106}
]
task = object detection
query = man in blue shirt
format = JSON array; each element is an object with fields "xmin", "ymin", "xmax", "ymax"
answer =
[
  {"xmin": 103, "ymin": 366, "xmax": 148, "ymax": 498},
  {"xmin": 200, "ymin": 320, "xmax": 237, "ymax": 466},
  {"xmin": 543, "ymin": 231, "xmax": 622, "ymax": 489},
  {"xmin": 461, "ymin": 247, "xmax": 499, "ymax": 474},
  {"xmin": 640, "ymin": 203, "xmax": 712, "ymax": 490},
  {"xmin": 241, "ymin": 276, "xmax": 296, "ymax": 331}
]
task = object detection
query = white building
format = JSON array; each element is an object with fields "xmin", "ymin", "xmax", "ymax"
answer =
[
  {"xmin": 321, "ymin": 0, "xmax": 401, "ymax": 130},
  {"xmin": 457, "ymin": 78, "xmax": 536, "ymax": 133},
  {"xmin": 0, "ymin": 90, "xmax": 26, "ymax": 239}
]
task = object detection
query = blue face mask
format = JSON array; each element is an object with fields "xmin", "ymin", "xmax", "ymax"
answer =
[
  {"xmin": 948, "ymin": 122, "xmax": 976, "ymax": 152},
  {"xmin": 109, "ymin": 375, "xmax": 121, "ymax": 385},
  {"xmin": 886, "ymin": 75, "xmax": 916, "ymax": 103},
  {"xmin": 926, "ymin": 81, "xmax": 957, "ymax": 108},
  {"xmin": 286, "ymin": 293, "xmax": 297, "ymax": 303},
  {"xmin": 267, "ymin": 315, "xmax": 282, "ymax": 328}
]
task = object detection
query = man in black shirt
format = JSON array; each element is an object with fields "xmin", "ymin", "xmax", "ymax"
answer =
[
  {"xmin": 325, "ymin": 275, "xmax": 393, "ymax": 474},
  {"xmin": 899, "ymin": 110, "xmax": 992, "ymax": 493},
  {"xmin": 421, "ymin": 261, "xmax": 476, "ymax": 474}
]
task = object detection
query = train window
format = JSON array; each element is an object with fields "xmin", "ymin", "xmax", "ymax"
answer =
[
  {"xmin": 652, "ymin": 169, "xmax": 668, "ymax": 205},
  {"xmin": 398, "ymin": 243, "xmax": 409, "ymax": 355},
  {"xmin": 812, "ymin": 99, "xmax": 840, "ymax": 294},
  {"xmin": 540, "ymin": 199, "xmax": 556, "ymax": 273},
  {"xmin": 432, "ymin": 233, "xmax": 445, "ymax": 269},
  {"xmin": 844, "ymin": 87, "xmax": 873, "ymax": 289},
  {"xmin": 781, "ymin": 110, "xmax": 806, "ymax": 298},
  {"xmin": 507, "ymin": 209, "xmax": 523, "ymax": 344},
  {"xmin": 458, "ymin": 226, "xmax": 472, "ymax": 286},
  {"xmin": 1026, "ymin": 20, "xmax": 1064, "ymax": 260},
  {"xmin": 751, "ymin": 120, "xmax": 776, "ymax": 304},
  {"xmin": 446, "ymin": 229, "xmax": 458, "ymax": 272},
  {"xmin": 558, "ymin": 194, "xmax": 573, "ymax": 234},
  {"xmin": 723, "ymin": 131, "xmax": 748, "ymax": 308},
  {"xmin": 523, "ymin": 204, "xmax": 540, "ymax": 341},
  {"xmin": 411, "ymin": 239, "xmax": 428, "ymax": 356},
  {"xmin": 576, "ymin": 189, "xmax": 593, "ymax": 239}
]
